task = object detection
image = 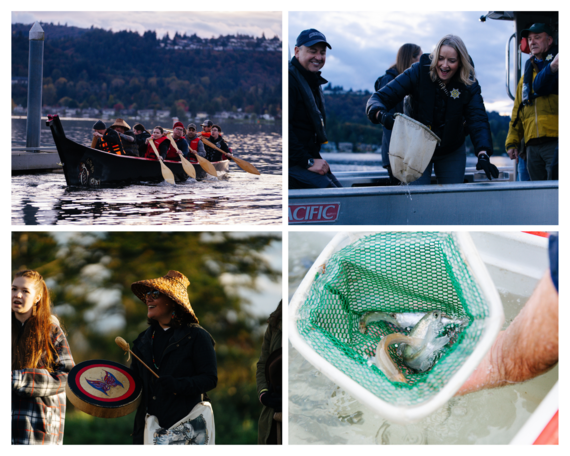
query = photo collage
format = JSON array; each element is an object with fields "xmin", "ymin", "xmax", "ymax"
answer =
[{"xmin": 10, "ymin": 9, "xmax": 559, "ymax": 446}]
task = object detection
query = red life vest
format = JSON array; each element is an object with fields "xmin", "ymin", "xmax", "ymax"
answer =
[
  {"xmin": 200, "ymin": 132, "xmax": 211, "ymax": 138},
  {"xmin": 145, "ymin": 135, "xmax": 168, "ymax": 160},
  {"xmin": 186, "ymin": 136, "xmax": 202, "ymax": 163}
]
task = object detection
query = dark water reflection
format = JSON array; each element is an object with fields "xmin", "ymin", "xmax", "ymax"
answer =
[{"xmin": 12, "ymin": 118, "xmax": 282, "ymax": 225}]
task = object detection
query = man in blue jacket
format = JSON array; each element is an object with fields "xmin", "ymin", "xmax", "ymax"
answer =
[{"xmin": 289, "ymin": 29, "xmax": 341, "ymax": 189}]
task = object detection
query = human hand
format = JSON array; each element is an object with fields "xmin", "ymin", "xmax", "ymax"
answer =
[
  {"xmin": 550, "ymin": 54, "xmax": 559, "ymax": 73},
  {"xmin": 506, "ymin": 148, "xmax": 519, "ymax": 160},
  {"xmin": 156, "ymin": 375, "xmax": 184, "ymax": 394},
  {"xmin": 476, "ymin": 152, "xmax": 499, "ymax": 180},
  {"xmin": 260, "ymin": 392, "xmax": 282, "ymax": 410},
  {"xmin": 308, "ymin": 159, "xmax": 330, "ymax": 175},
  {"xmin": 381, "ymin": 112, "xmax": 395, "ymax": 130},
  {"xmin": 93, "ymin": 131, "xmax": 103, "ymax": 138}
]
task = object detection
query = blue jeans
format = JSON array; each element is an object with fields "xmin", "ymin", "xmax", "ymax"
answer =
[
  {"xmin": 517, "ymin": 157, "xmax": 530, "ymax": 181},
  {"xmin": 289, "ymin": 166, "xmax": 342, "ymax": 189},
  {"xmin": 410, "ymin": 143, "xmax": 467, "ymax": 185}
]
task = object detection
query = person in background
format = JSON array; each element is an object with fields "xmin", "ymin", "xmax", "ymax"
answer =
[
  {"xmin": 133, "ymin": 123, "xmax": 151, "ymax": 157},
  {"xmin": 203, "ymin": 125, "xmax": 230, "ymax": 162},
  {"xmin": 12, "ymin": 269, "xmax": 75, "ymax": 445},
  {"xmin": 256, "ymin": 300, "xmax": 282, "ymax": 445},
  {"xmin": 289, "ymin": 29, "xmax": 341, "ymax": 189},
  {"xmin": 199, "ymin": 120, "xmax": 213, "ymax": 138},
  {"xmin": 110, "ymin": 118, "xmax": 139, "ymax": 156},
  {"xmin": 186, "ymin": 123, "xmax": 207, "ymax": 162},
  {"xmin": 374, "ymin": 43, "xmax": 422, "ymax": 184},
  {"xmin": 505, "ymin": 23, "xmax": 558, "ymax": 181},
  {"xmin": 367, "ymin": 34, "xmax": 498, "ymax": 184},
  {"xmin": 456, "ymin": 233, "xmax": 558, "ymax": 395},
  {"xmin": 91, "ymin": 120, "xmax": 106, "ymax": 147}
]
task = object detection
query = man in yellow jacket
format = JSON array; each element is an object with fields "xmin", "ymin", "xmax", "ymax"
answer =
[{"xmin": 505, "ymin": 23, "xmax": 558, "ymax": 181}]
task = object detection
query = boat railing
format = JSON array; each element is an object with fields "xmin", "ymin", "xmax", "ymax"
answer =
[{"xmin": 335, "ymin": 166, "xmax": 515, "ymax": 188}]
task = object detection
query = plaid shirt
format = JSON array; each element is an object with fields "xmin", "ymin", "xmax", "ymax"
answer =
[{"xmin": 12, "ymin": 323, "xmax": 74, "ymax": 445}]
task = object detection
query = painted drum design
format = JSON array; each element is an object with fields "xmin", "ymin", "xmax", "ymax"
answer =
[{"xmin": 66, "ymin": 359, "xmax": 142, "ymax": 418}]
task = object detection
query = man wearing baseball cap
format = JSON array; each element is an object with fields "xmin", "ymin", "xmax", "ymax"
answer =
[
  {"xmin": 200, "ymin": 119, "xmax": 213, "ymax": 138},
  {"xmin": 505, "ymin": 23, "xmax": 558, "ymax": 180},
  {"xmin": 289, "ymin": 29, "xmax": 342, "ymax": 189}
]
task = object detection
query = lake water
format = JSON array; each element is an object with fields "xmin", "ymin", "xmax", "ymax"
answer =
[
  {"xmin": 288, "ymin": 232, "xmax": 558, "ymax": 445},
  {"xmin": 12, "ymin": 118, "xmax": 282, "ymax": 225}
]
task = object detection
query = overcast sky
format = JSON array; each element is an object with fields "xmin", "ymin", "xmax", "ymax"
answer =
[
  {"xmin": 289, "ymin": 11, "xmax": 517, "ymax": 114},
  {"xmin": 12, "ymin": 11, "xmax": 282, "ymax": 40}
]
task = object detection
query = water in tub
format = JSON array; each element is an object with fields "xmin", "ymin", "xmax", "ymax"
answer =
[{"xmin": 288, "ymin": 232, "xmax": 558, "ymax": 444}]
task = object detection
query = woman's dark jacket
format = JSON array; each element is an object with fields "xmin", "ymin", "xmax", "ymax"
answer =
[
  {"xmin": 119, "ymin": 130, "xmax": 140, "ymax": 156},
  {"xmin": 289, "ymin": 56, "xmax": 328, "ymax": 168},
  {"xmin": 374, "ymin": 67, "xmax": 403, "ymax": 168},
  {"xmin": 134, "ymin": 131, "xmax": 151, "ymax": 157},
  {"xmin": 131, "ymin": 323, "xmax": 217, "ymax": 444},
  {"xmin": 204, "ymin": 136, "xmax": 229, "ymax": 162},
  {"xmin": 366, "ymin": 54, "xmax": 493, "ymax": 157}
]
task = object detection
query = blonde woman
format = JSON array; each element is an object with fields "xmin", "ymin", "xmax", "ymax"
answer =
[
  {"xmin": 11, "ymin": 270, "xmax": 74, "ymax": 445},
  {"xmin": 366, "ymin": 34, "xmax": 498, "ymax": 184}
]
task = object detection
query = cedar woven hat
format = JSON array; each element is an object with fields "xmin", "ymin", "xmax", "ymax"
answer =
[
  {"xmin": 110, "ymin": 118, "xmax": 131, "ymax": 131},
  {"xmin": 131, "ymin": 270, "xmax": 198, "ymax": 324}
]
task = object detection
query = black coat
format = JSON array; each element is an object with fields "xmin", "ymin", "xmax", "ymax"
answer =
[
  {"xmin": 366, "ymin": 54, "xmax": 493, "ymax": 157},
  {"xmin": 131, "ymin": 323, "xmax": 217, "ymax": 444},
  {"xmin": 289, "ymin": 56, "xmax": 328, "ymax": 167},
  {"xmin": 374, "ymin": 67, "xmax": 403, "ymax": 168},
  {"xmin": 203, "ymin": 136, "xmax": 229, "ymax": 162},
  {"xmin": 134, "ymin": 131, "xmax": 151, "ymax": 157}
]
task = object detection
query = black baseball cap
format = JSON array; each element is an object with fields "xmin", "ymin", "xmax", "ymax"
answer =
[
  {"xmin": 201, "ymin": 120, "xmax": 213, "ymax": 127},
  {"xmin": 295, "ymin": 29, "xmax": 331, "ymax": 49},
  {"xmin": 522, "ymin": 23, "xmax": 554, "ymax": 38}
]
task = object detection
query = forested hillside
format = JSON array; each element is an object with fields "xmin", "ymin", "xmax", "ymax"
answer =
[{"xmin": 12, "ymin": 24, "xmax": 282, "ymax": 117}]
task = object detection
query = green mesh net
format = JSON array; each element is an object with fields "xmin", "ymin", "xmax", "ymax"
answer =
[{"xmin": 296, "ymin": 232, "xmax": 490, "ymax": 407}]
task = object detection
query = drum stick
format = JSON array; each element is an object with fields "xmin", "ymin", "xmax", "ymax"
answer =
[{"xmin": 115, "ymin": 337, "xmax": 159, "ymax": 379}]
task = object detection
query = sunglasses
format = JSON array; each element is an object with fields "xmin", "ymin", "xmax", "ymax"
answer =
[{"xmin": 145, "ymin": 290, "xmax": 161, "ymax": 299}]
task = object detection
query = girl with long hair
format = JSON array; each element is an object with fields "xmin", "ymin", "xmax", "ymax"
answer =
[
  {"xmin": 130, "ymin": 270, "xmax": 217, "ymax": 445},
  {"xmin": 373, "ymin": 43, "xmax": 422, "ymax": 183},
  {"xmin": 367, "ymin": 34, "xmax": 498, "ymax": 185},
  {"xmin": 11, "ymin": 269, "xmax": 74, "ymax": 445}
]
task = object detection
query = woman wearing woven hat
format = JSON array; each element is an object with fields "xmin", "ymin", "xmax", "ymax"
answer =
[
  {"xmin": 130, "ymin": 270, "xmax": 218, "ymax": 445},
  {"xmin": 12, "ymin": 269, "xmax": 75, "ymax": 445},
  {"xmin": 110, "ymin": 118, "xmax": 139, "ymax": 156},
  {"xmin": 366, "ymin": 34, "xmax": 499, "ymax": 184}
]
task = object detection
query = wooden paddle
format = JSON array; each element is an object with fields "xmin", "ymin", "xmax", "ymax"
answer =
[
  {"xmin": 188, "ymin": 148, "xmax": 218, "ymax": 177},
  {"xmin": 164, "ymin": 129, "xmax": 217, "ymax": 177},
  {"xmin": 201, "ymin": 137, "xmax": 260, "ymax": 175},
  {"xmin": 91, "ymin": 135, "xmax": 98, "ymax": 148},
  {"xmin": 149, "ymin": 138, "xmax": 176, "ymax": 185},
  {"xmin": 166, "ymin": 133, "xmax": 196, "ymax": 179},
  {"xmin": 115, "ymin": 337, "xmax": 159, "ymax": 379}
]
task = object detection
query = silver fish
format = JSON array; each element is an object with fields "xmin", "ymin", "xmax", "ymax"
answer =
[
  {"xmin": 373, "ymin": 333, "xmax": 424, "ymax": 383},
  {"xmin": 360, "ymin": 311, "xmax": 468, "ymax": 334},
  {"xmin": 402, "ymin": 310, "xmax": 450, "ymax": 372}
]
